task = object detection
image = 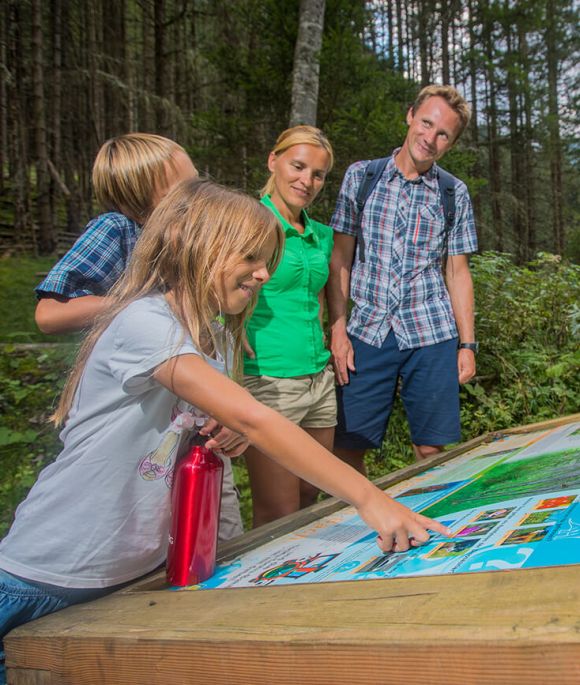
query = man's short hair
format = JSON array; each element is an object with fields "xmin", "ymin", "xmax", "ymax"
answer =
[{"xmin": 412, "ymin": 85, "xmax": 471, "ymax": 140}]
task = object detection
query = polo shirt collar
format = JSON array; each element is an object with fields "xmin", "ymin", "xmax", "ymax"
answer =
[
  {"xmin": 388, "ymin": 147, "xmax": 439, "ymax": 190},
  {"xmin": 261, "ymin": 195, "xmax": 317, "ymax": 243}
]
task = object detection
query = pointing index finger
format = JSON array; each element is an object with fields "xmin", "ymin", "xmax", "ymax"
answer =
[{"xmin": 418, "ymin": 515, "xmax": 451, "ymax": 538}]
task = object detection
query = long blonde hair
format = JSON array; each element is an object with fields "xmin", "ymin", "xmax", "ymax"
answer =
[
  {"xmin": 93, "ymin": 133, "xmax": 197, "ymax": 223},
  {"xmin": 53, "ymin": 179, "xmax": 283, "ymax": 426},
  {"xmin": 261, "ymin": 125, "xmax": 334, "ymax": 198}
]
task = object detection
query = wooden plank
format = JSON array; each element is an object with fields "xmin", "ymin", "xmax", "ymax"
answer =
[
  {"xmin": 8, "ymin": 670, "xmax": 54, "ymax": 685},
  {"xmin": 6, "ymin": 566, "xmax": 580, "ymax": 684},
  {"xmin": 9, "ymin": 644, "xmax": 580, "ymax": 685},
  {"xmin": 497, "ymin": 413, "xmax": 580, "ymax": 434}
]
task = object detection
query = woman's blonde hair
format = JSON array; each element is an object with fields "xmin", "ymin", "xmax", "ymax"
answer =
[
  {"xmin": 93, "ymin": 133, "xmax": 197, "ymax": 223},
  {"xmin": 53, "ymin": 179, "xmax": 284, "ymax": 426},
  {"xmin": 261, "ymin": 125, "xmax": 334, "ymax": 198}
]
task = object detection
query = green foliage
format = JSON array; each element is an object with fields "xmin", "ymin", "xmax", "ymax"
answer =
[
  {"xmin": 232, "ymin": 460, "xmax": 253, "ymax": 529},
  {"xmin": 439, "ymin": 146, "xmax": 487, "ymax": 201},
  {"xmin": 190, "ymin": 0, "xmax": 298, "ymax": 190},
  {"xmin": 0, "ymin": 345, "xmax": 75, "ymax": 536},
  {"xmin": 460, "ymin": 251, "xmax": 580, "ymax": 437},
  {"xmin": 315, "ymin": 0, "xmax": 415, "ymax": 219},
  {"xmin": 564, "ymin": 220, "xmax": 580, "ymax": 263}
]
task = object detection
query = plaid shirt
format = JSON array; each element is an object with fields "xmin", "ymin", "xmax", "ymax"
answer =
[
  {"xmin": 330, "ymin": 150, "xmax": 478, "ymax": 350},
  {"xmin": 36, "ymin": 212, "xmax": 140, "ymax": 298}
]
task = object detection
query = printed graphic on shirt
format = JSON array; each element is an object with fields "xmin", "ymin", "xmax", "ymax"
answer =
[{"xmin": 138, "ymin": 400, "xmax": 206, "ymax": 488}]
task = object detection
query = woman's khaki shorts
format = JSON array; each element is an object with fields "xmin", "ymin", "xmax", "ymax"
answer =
[{"xmin": 243, "ymin": 364, "xmax": 337, "ymax": 428}]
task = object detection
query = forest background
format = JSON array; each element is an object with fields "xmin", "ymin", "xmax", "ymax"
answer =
[{"xmin": 0, "ymin": 0, "xmax": 579, "ymax": 534}]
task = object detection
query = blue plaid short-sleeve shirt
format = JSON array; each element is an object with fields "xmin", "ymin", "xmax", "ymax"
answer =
[
  {"xmin": 330, "ymin": 150, "xmax": 478, "ymax": 350},
  {"xmin": 36, "ymin": 212, "xmax": 140, "ymax": 299}
]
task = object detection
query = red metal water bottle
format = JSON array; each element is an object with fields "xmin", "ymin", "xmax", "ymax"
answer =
[{"xmin": 166, "ymin": 443, "xmax": 223, "ymax": 586}]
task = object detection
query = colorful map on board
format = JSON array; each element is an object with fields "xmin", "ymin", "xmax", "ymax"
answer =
[{"xmin": 173, "ymin": 421, "xmax": 580, "ymax": 590}]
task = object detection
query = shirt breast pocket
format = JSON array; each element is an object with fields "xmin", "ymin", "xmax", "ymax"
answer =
[{"xmin": 413, "ymin": 203, "xmax": 446, "ymax": 254}]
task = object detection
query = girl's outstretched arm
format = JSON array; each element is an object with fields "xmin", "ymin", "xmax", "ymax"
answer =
[{"xmin": 154, "ymin": 353, "xmax": 450, "ymax": 552}]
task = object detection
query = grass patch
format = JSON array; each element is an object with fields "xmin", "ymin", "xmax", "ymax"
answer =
[{"xmin": 0, "ymin": 256, "xmax": 72, "ymax": 343}]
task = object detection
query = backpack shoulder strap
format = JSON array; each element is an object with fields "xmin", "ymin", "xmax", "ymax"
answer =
[
  {"xmin": 354, "ymin": 157, "xmax": 389, "ymax": 263},
  {"xmin": 436, "ymin": 166, "xmax": 457, "ymax": 236},
  {"xmin": 355, "ymin": 157, "xmax": 390, "ymax": 214}
]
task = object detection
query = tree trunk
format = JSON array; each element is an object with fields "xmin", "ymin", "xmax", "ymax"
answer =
[
  {"xmin": 417, "ymin": 0, "xmax": 430, "ymax": 86},
  {"xmin": 174, "ymin": 0, "xmax": 190, "ymax": 137},
  {"xmin": 467, "ymin": 0, "xmax": 483, "ymax": 233},
  {"xmin": 59, "ymin": 0, "xmax": 82, "ymax": 235},
  {"xmin": 518, "ymin": 18, "xmax": 535, "ymax": 258},
  {"xmin": 50, "ymin": 0, "xmax": 62, "ymax": 229},
  {"xmin": 125, "ymin": 0, "xmax": 137, "ymax": 131},
  {"xmin": 386, "ymin": 0, "xmax": 394, "ymax": 69},
  {"xmin": 87, "ymin": 0, "xmax": 104, "ymax": 146},
  {"xmin": 289, "ymin": 0, "xmax": 326, "ymax": 127},
  {"xmin": 545, "ymin": 0, "xmax": 564, "ymax": 255},
  {"xmin": 155, "ymin": 0, "xmax": 171, "ymax": 134},
  {"xmin": 102, "ymin": 0, "xmax": 127, "ymax": 134},
  {"xmin": 395, "ymin": 0, "xmax": 404, "ymax": 73},
  {"xmin": 403, "ymin": 0, "xmax": 414, "ymax": 81},
  {"xmin": 140, "ymin": 0, "xmax": 155, "ymax": 131},
  {"xmin": 441, "ymin": 0, "xmax": 450, "ymax": 84},
  {"xmin": 0, "ymin": 4, "xmax": 7, "ymax": 192},
  {"xmin": 482, "ymin": 0, "xmax": 503, "ymax": 252},
  {"xmin": 450, "ymin": 0, "xmax": 461, "ymax": 84},
  {"xmin": 7, "ymin": 0, "xmax": 32, "ymax": 244},
  {"xmin": 31, "ymin": 0, "xmax": 55, "ymax": 254},
  {"xmin": 504, "ymin": 12, "xmax": 527, "ymax": 262}
]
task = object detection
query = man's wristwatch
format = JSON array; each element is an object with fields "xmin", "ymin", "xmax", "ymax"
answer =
[{"xmin": 458, "ymin": 342, "xmax": 479, "ymax": 353}]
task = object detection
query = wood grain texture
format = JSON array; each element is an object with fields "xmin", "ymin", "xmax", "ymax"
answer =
[
  {"xmin": 7, "ymin": 566, "xmax": 580, "ymax": 684},
  {"xmin": 6, "ymin": 414, "xmax": 580, "ymax": 684}
]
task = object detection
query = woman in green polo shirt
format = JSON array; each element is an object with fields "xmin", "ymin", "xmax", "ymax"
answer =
[{"xmin": 243, "ymin": 125, "xmax": 336, "ymax": 527}]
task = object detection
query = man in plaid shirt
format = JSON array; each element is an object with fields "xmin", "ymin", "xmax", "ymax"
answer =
[{"xmin": 328, "ymin": 85, "xmax": 478, "ymax": 480}]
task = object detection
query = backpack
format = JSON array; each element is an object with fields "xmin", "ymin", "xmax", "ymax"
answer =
[{"xmin": 354, "ymin": 157, "xmax": 457, "ymax": 262}]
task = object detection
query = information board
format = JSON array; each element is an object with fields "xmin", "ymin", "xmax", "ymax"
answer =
[{"xmin": 173, "ymin": 421, "xmax": 580, "ymax": 590}]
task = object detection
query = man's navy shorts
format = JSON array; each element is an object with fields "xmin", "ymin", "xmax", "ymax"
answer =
[{"xmin": 335, "ymin": 331, "xmax": 461, "ymax": 449}]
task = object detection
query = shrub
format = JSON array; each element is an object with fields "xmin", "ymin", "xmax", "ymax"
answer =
[{"xmin": 460, "ymin": 252, "xmax": 580, "ymax": 437}]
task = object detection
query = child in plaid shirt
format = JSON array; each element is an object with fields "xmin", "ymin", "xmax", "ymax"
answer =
[{"xmin": 35, "ymin": 133, "xmax": 197, "ymax": 334}]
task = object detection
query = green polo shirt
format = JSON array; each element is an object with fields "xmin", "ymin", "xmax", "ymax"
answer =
[{"xmin": 244, "ymin": 195, "xmax": 333, "ymax": 377}]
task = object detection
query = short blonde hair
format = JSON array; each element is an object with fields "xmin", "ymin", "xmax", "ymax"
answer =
[
  {"xmin": 92, "ymin": 133, "xmax": 197, "ymax": 223},
  {"xmin": 261, "ymin": 125, "xmax": 334, "ymax": 197},
  {"xmin": 412, "ymin": 85, "xmax": 471, "ymax": 140},
  {"xmin": 53, "ymin": 179, "xmax": 284, "ymax": 425}
]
